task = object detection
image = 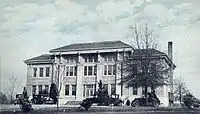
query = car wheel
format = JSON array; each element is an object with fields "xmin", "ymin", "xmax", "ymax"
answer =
[
  {"xmin": 126, "ymin": 100, "xmax": 130, "ymax": 106},
  {"xmin": 152, "ymin": 101, "xmax": 159, "ymax": 107},
  {"xmin": 131, "ymin": 100, "xmax": 140, "ymax": 107},
  {"xmin": 117, "ymin": 102, "xmax": 123, "ymax": 107}
]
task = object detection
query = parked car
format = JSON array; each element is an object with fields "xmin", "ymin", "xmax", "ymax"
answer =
[
  {"xmin": 131, "ymin": 92, "xmax": 160, "ymax": 107},
  {"xmin": 80, "ymin": 94, "xmax": 123, "ymax": 111},
  {"xmin": 43, "ymin": 97, "xmax": 56, "ymax": 104},
  {"xmin": 31, "ymin": 94, "xmax": 44, "ymax": 104},
  {"xmin": 109, "ymin": 94, "xmax": 123, "ymax": 106},
  {"xmin": 121, "ymin": 95, "xmax": 141, "ymax": 106}
]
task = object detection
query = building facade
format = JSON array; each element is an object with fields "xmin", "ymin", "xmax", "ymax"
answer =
[{"xmin": 24, "ymin": 41, "xmax": 174, "ymax": 107}]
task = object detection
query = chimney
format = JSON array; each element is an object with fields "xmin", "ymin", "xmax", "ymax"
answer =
[
  {"xmin": 168, "ymin": 41, "xmax": 173, "ymax": 61},
  {"xmin": 168, "ymin": 41, "xmax": 174, "ymax": 105}
]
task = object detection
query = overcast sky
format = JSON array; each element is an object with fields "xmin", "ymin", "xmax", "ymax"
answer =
[{"xmin": 0, "ymin": 0, "xmax": 200, "ymax": 97}]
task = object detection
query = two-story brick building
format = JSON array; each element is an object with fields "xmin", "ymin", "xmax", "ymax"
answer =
[{"xmin": 24, "ymin": 41, "xmax": 174, "ymax": 106}]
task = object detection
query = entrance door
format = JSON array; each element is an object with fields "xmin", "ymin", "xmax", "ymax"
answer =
[{"xmin": 84, "ymin": 85, "xmax": 95, "ymax": 97}]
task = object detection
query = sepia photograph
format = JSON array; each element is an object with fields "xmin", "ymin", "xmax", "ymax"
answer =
[{"xmin": 0, "ymin": 0, "xmax": 200, "ymax": 114}]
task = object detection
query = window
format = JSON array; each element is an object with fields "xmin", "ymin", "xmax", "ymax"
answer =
[
  {"xmin": 66, "ymin": 66, "xmax": 77, "ymax": 76},
  {"xmin": 33, "ymin": 68, "xmax": 37, "ymax": 77},
  {"xmin": 88, "ymin": 56, "xmax": 93, "ymax": 62},
  {"xmin": 142, "ymin": 87, "xmax": 145, "ymax": 95},
  {"xmin": 104, "ymin": 65, "xmax": 116, "ymax": 75},
  {"xmin": 83, "ymin": 85, "xmax": 94, "ymax": 97},
  {"xmin": 39, "ymin": 68, "xmax": 43, "ymax": 77},
  {"xmin": 104, "ymin": 56, "xmax": 115, "ymax": 62},
  {"xmin": 38, "ymin": 85, "xmax": 43, "ymax": 94},
  {"xmin": 32, "ymin": 85, "xmax": 36, "ymax": 95},
  {"xmin": 66, "ymin": 67, "xmax": 69, "ymax": 76},
  {"xmin": 108, "ymin": 65, "xmax": 112, "ymax": 75},
  {"xmin": 103, "ymin": 84, "xmax": 108, "ymax": 94},
  {"xmin": 113, "ymin": 65, "xmax": 116, "ymax": 75},
  {"xmin": 104, "ymin": 65, "xmax": 107, "ymax": 75},
  {"xmin": 94, "ymin": 66, "xmax": 97, "ymax": 75},
  {"xmin": 44, "ymin": 85, "xmax": 49, "ymax": 94},
  {"xmin": 65, "ymin": 85, "xmax": 69, "ymax": 95},
  {"xmin": 133, "ymin": 86, "xmax": 137, "ymax": 95},
  {"xmin": 111, "ymin": 84, "xmax": 115, "ymax": 95},
  {"xmin": 69, "ymin": 67, "xmax": 73, "ymax": 76},
  {"xmin": 72, "ymin": 85, "xmax": 76, "ymax": 96},
  {"xmin": 66, "ymin": 57, "xmax": 76, "ymax": 64},
  {"xmin": 84, "ymin": 66, "xmax": 87, "ymax": 76},
  {"xmin": 74, "ymin": 66, "xmax": 77, "ymax": 76},
  {"xmin": 156, "ymin": 86, "xmax": 164, "ymax": 96},
  {"xmin": 84, "ymin": 66, "xmax": 96, "ymax": 76},
  {"xmin": 45, "ymin": 67, "xmax": 50, "ymax": 77},
  {"xmin": 88, "ymin": 66, "xmax": 93, "ymax": 75},
  {"xmin": 84, "ymin": 56, "xmax": 97, "ymax": 63}
]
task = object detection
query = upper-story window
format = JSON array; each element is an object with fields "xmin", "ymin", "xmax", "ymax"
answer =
[
  {"xmin": 84, "ymin": 56, "xmax": 97, "ymax": 63},
  {"xmin": 39, "ymin": 68, "xmax": 43, "ymax": 77},
  {"xmin": 66, "ymin": 57, "xmax": 76, "ymax": 64},
  {"xmin": 66, "ymin": 66, "xmax": 77, "ymax": 76},
  {"xmin": 33, "ymin": 68, "xmax": 37, "ymax": 77},
  {"xmin": 84, "ymin": 66, "xmax": 97, "ymax": 76},
  {"xmin": 45, "ymin": 67, "xmax": 50, "ymax": 77},
  {"xmin": 104, "ymin": 65, "xmax": 116, "ymax": 76},
  {"xmin": 104, "ymin": 55, "xmax": 115, "ymax": 62}
]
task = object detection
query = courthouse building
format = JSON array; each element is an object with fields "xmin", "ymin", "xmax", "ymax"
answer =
[{"xmin": 24, "ymin": 41, "xmax": 174, "ymax": 106}]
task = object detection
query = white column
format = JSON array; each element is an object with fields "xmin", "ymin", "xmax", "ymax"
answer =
[
  {"xmin": 26, "ymin": 65, "xmax": 32, "ymax": 96},
  {"xmin": 115, "ymin": 62, "xmax": 121, "ymax": 96},
  {"xmin": 97, "ymin": 52, "xmax": 103, "ymax": 84},
  {"xmin": 59, "ymin": 64, "xmax": 65, "ymax": 98},
  {"xmin": 76, "ymin": 53, "xmax": 83, "ymax": 101}
]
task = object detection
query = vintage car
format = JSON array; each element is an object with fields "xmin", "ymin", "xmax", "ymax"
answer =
[
  {"xmin": 131, "ymin": 92, "xmax": 160, "ymax": 107},
  {"xmin": 31, "ymin": 94, "xmax": 44, "ymax": 104},
  {"xmin": 121, "ymin": 95, "xmax": 141, "ymax": 106},
  {"xmin": 80, "ymin": 94, "xmax": 123, "ymax": 111}
]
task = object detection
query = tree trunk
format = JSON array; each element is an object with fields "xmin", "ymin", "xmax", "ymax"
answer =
[
  {"xmin": 145, "ymin": 85, "xmax": 148, "ymax": 106},
  {"xmin": 57, "ymin": 96, "xmax": 59, "ymax": 113}
]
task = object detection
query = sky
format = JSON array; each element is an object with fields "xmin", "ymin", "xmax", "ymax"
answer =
[{"xmin": 0, "ymin": 0, "xmax": 200, "ymax": 97}]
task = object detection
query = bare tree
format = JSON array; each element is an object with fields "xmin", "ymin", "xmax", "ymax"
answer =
[
  {"xmin": 50, "ymin": 56, "xmax": 66, "ymax": 111},
  {"xmin": 174, "ymin": 77, "xmax": 189, "ymax": 105},
  {"xmin": 121, "ymin": 24, "xmax": 169, "ymax": 106},
  {"xmin": 3, "ymin": 76, "xmax": 21, "ymax": 103}
]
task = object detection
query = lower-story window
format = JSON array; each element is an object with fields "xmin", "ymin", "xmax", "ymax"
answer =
[
  {"xmin": 83, "ymin": 85, "xmax": 94, "ymax": 97},
  {"xmin": 111, "ymin": 84, "xmax": 115, "ymax": 95},
  {"xmin": 38, "ymin": 85, "xmax": 43, "ymax": 94},
  {"xmin": 44, "ymin": 85, "xmax": 49, "ymax": 94},
  {"xmin": 65, "ymin": 85, "xmax": 69, "ymax": 95},
  {"xmin": 32, "ymin": 85, "xmax": 36, "ymax": 95},
  {"xmin": 103, "ymin": 84, "xmax": 108, "ymax": 94},
  {"xmin": 142, "ymin": 87, "xmax": 145, "ymax": 95},
  {"xmin": 156, "ymin": 86, "xmax": 164, "ymax": 96},
  {"xmin": 72, "ymin": 85, "xmax": 76, "ymax": 96},
  {"xmin": 132, "ymin": 86, "xmax": 138, "ymax": 95}
]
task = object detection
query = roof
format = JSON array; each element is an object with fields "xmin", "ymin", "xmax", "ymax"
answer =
[
  {"xmin": 50, "ymin": 41, "xmax": 131, "ymax": 53},
  {"xmin": 132, "ymin": 49, "xmax": 176, "ymax": 68},
  {"xmin": 133, "ymin": 49, "xmax": 166, "ymax": 56},
  {"xmin": 24, "ymin": 54, "xmax": 53, "ymax": 64}
]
